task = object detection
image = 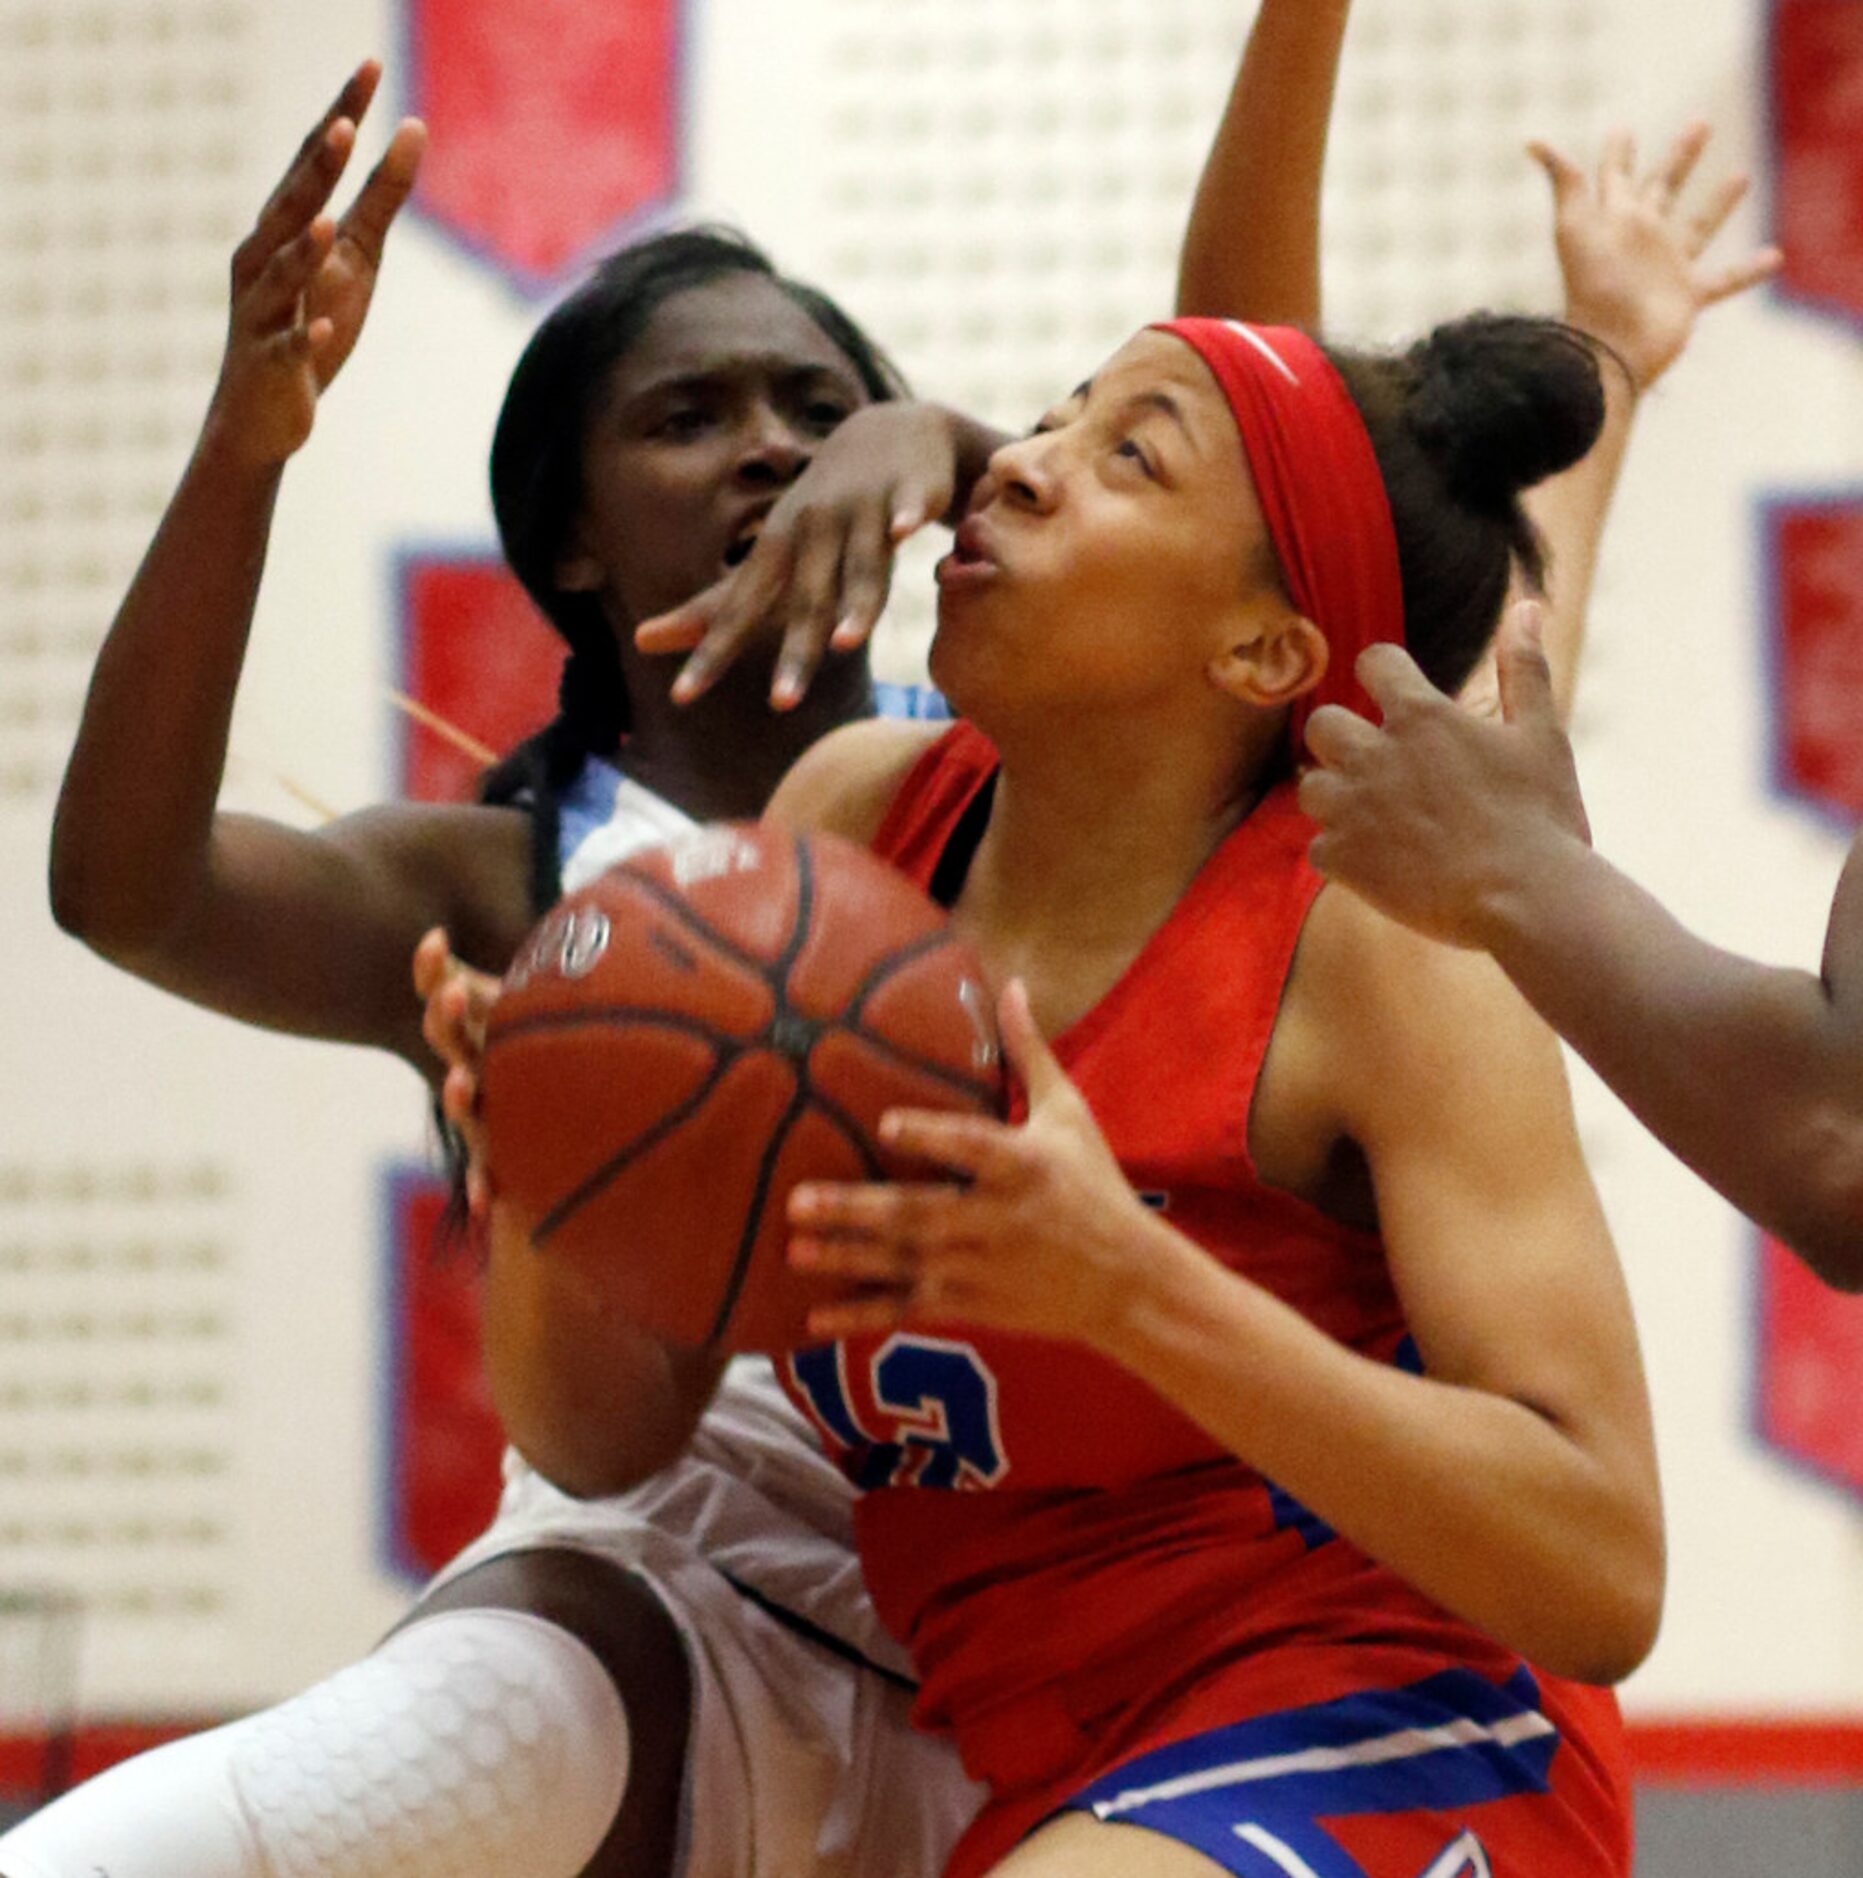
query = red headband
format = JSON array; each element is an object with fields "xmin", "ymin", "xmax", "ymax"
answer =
[{"xmin": 1150, "ymin": 319, "xmax": 1405, "ymax": 750}]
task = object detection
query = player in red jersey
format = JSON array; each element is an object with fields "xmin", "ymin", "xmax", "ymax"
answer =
[{"xmin": 757, "ymin": 311, "xmax": 1652, "ymax": 1878}]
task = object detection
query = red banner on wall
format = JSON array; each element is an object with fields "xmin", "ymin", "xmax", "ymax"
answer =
[
  {"xmin": 1770, "ymin": 0, "xmax": 1863, "ymax": 323},
  {"xmin": 1756, "ymin": 1233, "xmax": 1863, "ymax": 1502},
  {"xmin": 398, "ymin": 554, "xmax": 563, "ymax": 802},
  {"xmin": 1767, "ymin": 498, "xmax": 1863, "ymax": 821},
  {"xmin": 385, "ymin": 1169, "xmax": 503, "ymax": 1580},
  {"xmin": 406, "ymin": 0, "xmax": 683, "ymax": 288}
]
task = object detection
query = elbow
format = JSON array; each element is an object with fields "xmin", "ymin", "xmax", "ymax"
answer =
[
  {"xmin": 1538, "ymin": 1517, "xmax": 1666, "ymax": 1687},
  {"xmin": 1783, "ymin": 1104, "xmax": 1863, "ymax": 1292},
  {"xmin": 47, "ymin": 833, "xmax": 160, "ymax": 958}
]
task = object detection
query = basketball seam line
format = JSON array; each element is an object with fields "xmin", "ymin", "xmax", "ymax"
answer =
[
  {"xmin": 839, "ymin": 1021, "xmax": 1000, "ymax": 1108},
  {"xmin": 706, "ymin": 1083, "xmax": 811, "ymax": 1348},
  {"xmin": 705, "ymin": 836, "xmax": 819, "ymax": 1346},
  {"xmin": 845, "ymin": 925, "xmax": 958, "ymax": 1020},
  {"xmin": 616, "ymin": 863, "xmax": 777, "ymax": 979},
  {"xmin": 488, "ymin": 1007, "xmax": 747, "ymax": 1048},
  {"xmin": 531, "ymin": 1047, "xmax": 732, "ymax": 1245},
  {"xmin": 806, "ymin": 1091, "xmax": 888, "ymax": 1181}
]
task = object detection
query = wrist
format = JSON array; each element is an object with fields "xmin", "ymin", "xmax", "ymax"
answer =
[
  {"xmin": 195, "ymin": 407, "xmax": 293, "ymax": 483},
  {"xmin": 1087, "ymin": 1208, "xmax": 1228, "ymax": 1368},
  {"xmin": 1474, "ymin": 828, "xmax": 1595, "ymax": 963}
]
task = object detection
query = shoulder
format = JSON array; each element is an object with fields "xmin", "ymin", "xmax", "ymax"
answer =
[
  {"xmin": 764, "ymin": 718, "xmax": 947, "ymax": 846},
  {"xmin": 1294, "ymin": 882, "xmax": 1571, "ymax": 1144}
]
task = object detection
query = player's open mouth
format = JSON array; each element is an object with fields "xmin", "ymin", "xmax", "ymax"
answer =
[{"xmin": 723, "ymin": 503, "xmax": 777, "ymax": 570}]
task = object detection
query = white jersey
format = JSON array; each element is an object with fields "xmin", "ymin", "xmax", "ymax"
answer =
[{"xmin": 427, "ymin": 754, "xmax": 981, "ymax": 1877}]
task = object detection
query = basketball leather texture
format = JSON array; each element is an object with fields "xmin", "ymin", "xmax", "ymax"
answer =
[{"xmin": 480, "ymin": 824, "xmax": 1003, "ymax": 1352}]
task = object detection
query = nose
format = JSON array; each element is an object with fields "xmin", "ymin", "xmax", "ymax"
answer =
[
  {"xmin": 734, "ymin": 402, "xmax": 811, "ymax": 489},
  {"xmin": 983, "ymin": 433, "xmax": 1058, "ymax": 514}
]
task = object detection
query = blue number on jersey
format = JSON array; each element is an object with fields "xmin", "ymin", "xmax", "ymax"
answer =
[{"xmin": 787, "ymin": 1336, "xmax": 1006, "ymax": 1491}]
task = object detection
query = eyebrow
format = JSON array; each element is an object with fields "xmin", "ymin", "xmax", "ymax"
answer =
[
  {"xmin": 628, "ymin": 359, "xmax": 861, "ymax": 405},
  {"xmin": 1067, "ymin": 377, "xmax": 1198, "ymax": 447}
]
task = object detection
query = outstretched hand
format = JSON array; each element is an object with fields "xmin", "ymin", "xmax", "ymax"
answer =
[
  {"xmin": 207, "ymin": 60, "xmax": 426, "ymax": 468},
  {"xmin": 1531, "ymin": 122, "xmax": 1782, "ymax": 395},
  {"xmin": 1299, "ymin": 604, "xmax": 1593, "ymax": 951},
  {"xmin": 635, "ymin": 403, "xmax": 974, "ymax": 711},
  {"xmin": 788, "ymin": 981, "xmax": 1164, "ymax": 1348},
  {"xmin": 413, "ymin": 927, "xmax": 502, "ymax": 1217}
]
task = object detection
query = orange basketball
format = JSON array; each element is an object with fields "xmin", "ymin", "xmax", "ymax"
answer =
[{"xmin": 479, "ymin": 823, "xmax": 1002, "ymax": 1353}]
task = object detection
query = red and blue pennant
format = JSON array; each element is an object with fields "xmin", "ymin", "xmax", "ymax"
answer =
[{"xmin": 404, "ymin": 0, "xmax": 685, "ymax": 291}]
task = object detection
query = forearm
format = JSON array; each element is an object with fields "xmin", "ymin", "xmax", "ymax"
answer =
[
  {"xmin": 1176, "ymin": 0, "xmax": 1352, "ymax": 325},
  {"xmin": 50, "ymin": 425, "xmax": 284, "ymax": 948},
  {"xmin": 484, "ymin": 1205, "xmax": 723, "ymax": 1497},
  {"xmin": 1104, "ymin": 1216, "xmax": 1661, "ymax": 1681},
  {"xmin": 1520, "ymin": 361, "xmax": 1635, "ymax": 722},
  {"xmin": 1485, "ymin": 842, "xmax": 1863, "ymax": 1286}
]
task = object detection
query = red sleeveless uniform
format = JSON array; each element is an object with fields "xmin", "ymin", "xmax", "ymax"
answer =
[{"xmin": 780, "ymin": 723, "xmax": 1632, "ymax": 1877}]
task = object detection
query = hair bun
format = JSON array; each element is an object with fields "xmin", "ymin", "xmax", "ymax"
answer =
[{"xmin": 1402, "ymin": 314, "xmax": 1605, "ymax": 514}]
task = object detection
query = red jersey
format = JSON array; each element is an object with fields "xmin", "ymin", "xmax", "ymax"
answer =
[{"xmin": 779, "ymin": 722, "xmax": 1630, "ymax": 1876}]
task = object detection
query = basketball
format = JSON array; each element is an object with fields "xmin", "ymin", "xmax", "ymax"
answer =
[{"xmin": 478, "ymin": 823, "xmax": 1003, "ymax": 1353}]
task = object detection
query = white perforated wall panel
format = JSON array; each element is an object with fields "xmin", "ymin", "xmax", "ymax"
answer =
[{"xmin": 0, "ymin": 1, "xmax": 252, "ymax": 810}]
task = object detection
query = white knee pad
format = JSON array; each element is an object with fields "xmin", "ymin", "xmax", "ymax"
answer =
[{"xmin": 0, "ymin": 1608, "xmax": 631, "ymax": 1878}]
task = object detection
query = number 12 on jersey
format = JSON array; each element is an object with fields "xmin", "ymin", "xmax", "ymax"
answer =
[{"xmin": 785, "ymin": 1336, "xmax": 1008, "ymax": 1491}]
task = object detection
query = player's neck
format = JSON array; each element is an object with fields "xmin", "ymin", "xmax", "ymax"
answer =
[
  {"xmin": 961, "ymin": 708, "xmax": 1275, "ymax": 957},
  {"xmin": 621, "ymin": 658, "xmax": 877, "ymax": 824}
]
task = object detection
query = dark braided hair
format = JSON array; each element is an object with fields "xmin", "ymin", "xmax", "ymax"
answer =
[
  {"xmin": 1323, "ymin": 313, "xmax": 1606, "ymax": 695},
  {"xmin": 478, "ymin": 226, "xmax": 907, "ymax": 913}
]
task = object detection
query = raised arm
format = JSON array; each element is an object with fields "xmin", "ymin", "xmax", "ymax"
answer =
[
  {"xmin": 1500, "ymin": 126, "xmax": 1782, "ymax": 721},
  {"xmin": 1175, "ymin": 0, "xmax": 1353, "ymax": 326},
  {"xmin": 1304, "ymin": 614, "xmax": 1863, "ymax": 1291},
  {"xmin": 48, "ymin": 65, "xmax": 529, "ymax": 1066}
]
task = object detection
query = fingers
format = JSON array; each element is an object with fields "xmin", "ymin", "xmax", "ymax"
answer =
[
  {"xmin": 1685, "ymin": 171, "xmax": 1750, "ymax": 255},
  {"xmin": 336, "ymin": 117, "xmax": 428, "ymax": 266},
  {"xmin": 1494, "ymin": 602, "xmax": 1558, "ymax": 730},
  {"xmin": 1599, "ymin": 127, "xmax": 1637, "ymax": 203},
  {"xmin": 1648, "ymin": 119, "xmax": 1711, "ymax": 208},
  {"xmin": 996, "ymin": 979, "xmax": 1075, "ymax": 1110},
  {"xmin": 1302, "ymin": 702, "xmax": 1379, "ymax": 773},
  {"xmin": 771, "ymin": 509, "xmax": 846, "ymax": 709},
  {"xmin": 411, "ymin": 925, "xmax": 454, "ymax": 1001},
  {"xmin": 1355, "ymin": 641, "xmax": 1442, "ymax": 718},
  {"xmin": 1698, "ymin": 246, "xmax": 1785, "ymax": 306},
  {"xmin": 1296, "ymin": 765, "xmax": 1351, "ymax": 832},
  {"xmin": 830, "ymin": 499, "xmax": 895, "ymax": 653},
  {"xmin": 880, "ymin": 1108, "xmax": 1021, "ymax": 1181},
  {"xmin": 242, "ymin": 215, "xmax": 336, "ymax": 333},
  {"xmin": 1527, "ymin": 138, "xmax": 1587, "ymax": 211},
  {"xmin": 664, "ymin": 548, "xmax": 790, "ymax": 704},
  {"xmin": 242, "ymin": 61, "xmax": 381, "ymax": 279}
]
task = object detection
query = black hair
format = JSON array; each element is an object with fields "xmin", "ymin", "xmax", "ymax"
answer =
[
  {"xmin": 1324, "ymin": 313, "xmax": 1606, "ymax": 696},
  {"xmin": 477, "ymin": 226, "xmax": 907, "ymax": 913}
]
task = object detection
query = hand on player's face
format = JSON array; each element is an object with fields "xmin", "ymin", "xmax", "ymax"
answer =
[
  {"xmin": 1297, "ymin": 604, "xmax": 1593, "ymax": 950},
  {"xmin": 205, "ymin": 59, "xmax": 425, "ymax": 470},
  {"xmin": 787, "ymin": 982, "xmax": 1162, "ymax": 1348},
  {"xmin": 1530, "ymin": 122, "xmax": 1782, "ymax": 395},
  {"xmin": 634, "ymin": 400, "xmax": 958, "ymax": 711},
  {"xmin": 414, "ymin": 928, "xmax": 501, "ymax": 1215}
]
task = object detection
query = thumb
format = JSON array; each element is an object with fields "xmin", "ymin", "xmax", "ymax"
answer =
[
  {"xmin": 1496, "ymin": 601, "xmax": 1558, "ymax": 730},
  {"xmin": 998, "ymin": 979, "xmax": 1069, "ymax": 1109}
]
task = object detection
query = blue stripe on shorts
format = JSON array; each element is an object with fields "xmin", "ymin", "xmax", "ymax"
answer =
[{"xmin": 1068, "ymin": 1667, "xmax": 1555, "ymax": 1876}]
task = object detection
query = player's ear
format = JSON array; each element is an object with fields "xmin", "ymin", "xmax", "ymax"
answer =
[{"xmin": 1207, "ymin": 608, "xmax": 1328, "ymax": 709}]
